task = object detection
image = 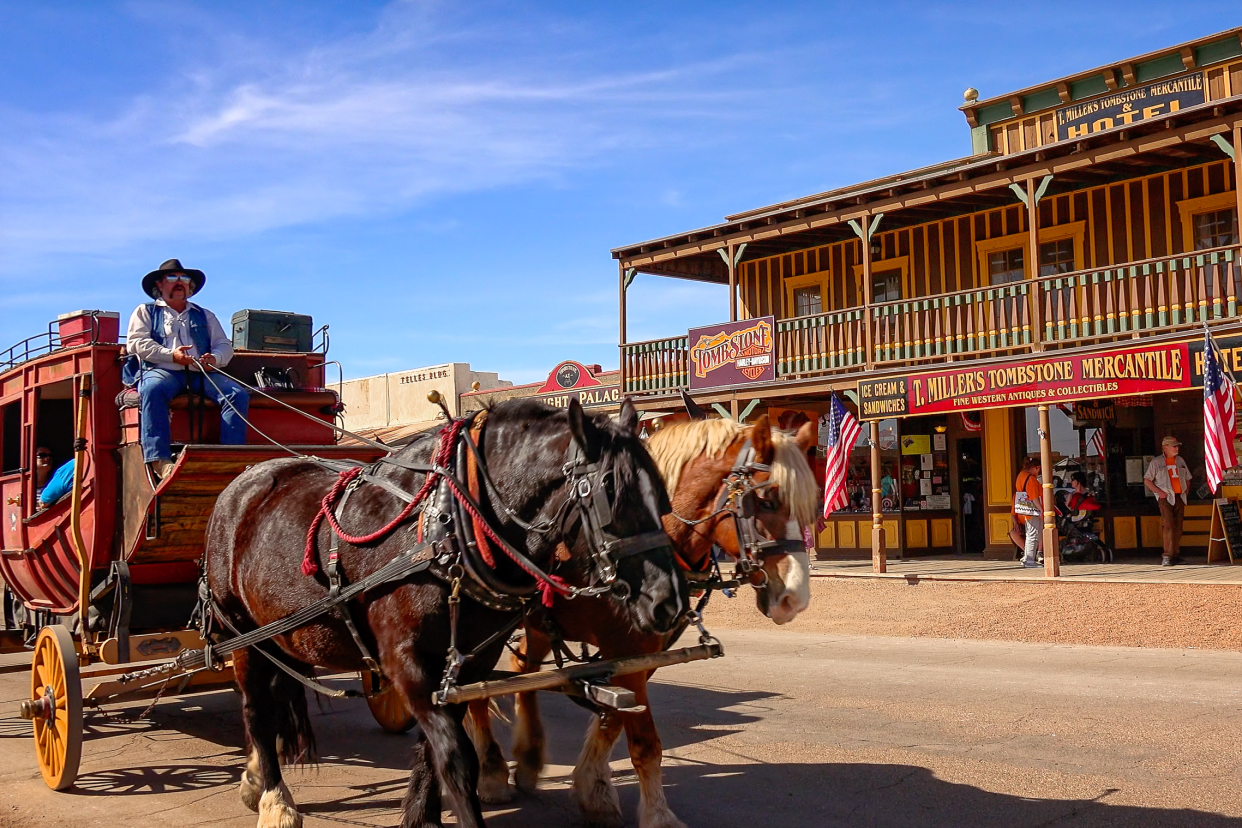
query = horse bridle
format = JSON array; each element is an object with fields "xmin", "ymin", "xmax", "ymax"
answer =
[
  {"xmin": 672, "ymin": 438, "xmax": 804, "ymax": 588},
  {"xmin": 453, "ymin": 415, "xmax": 673, "ymax": 600}
]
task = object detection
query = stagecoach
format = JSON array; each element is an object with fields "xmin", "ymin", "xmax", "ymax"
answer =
[{"xmin": 0, "ymin": 309, "xmax": 724, "ymax": 795}]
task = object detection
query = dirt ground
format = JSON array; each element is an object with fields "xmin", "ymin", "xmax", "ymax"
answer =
[{"xmin": 706, "ymin": 577, "xmax": 1242, "ymax": 651}]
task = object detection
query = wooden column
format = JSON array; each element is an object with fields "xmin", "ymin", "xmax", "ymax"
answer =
[
  {"xmin": 727, "ymin": 243, "xmax": 738, "ymax": 322},
  {"xmin": 1026, "ymin": 177, "xmax": 1044, "ymax": 352},
  {"xmin": 870, "ymin": 419, "xmax": 886, "ymax": 572},
  {"xmin": 1039, "ymin": 404, "xmax": 1060, "ymax": 577},
  {"xmin": 861, "ymin": 219, "xmax": 875, "ymax": 369},
  {"xmin": 618, "ymin": 262, "xmax": 628, "ymax": 395}
]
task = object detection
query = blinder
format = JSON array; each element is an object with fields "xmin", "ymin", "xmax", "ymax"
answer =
[
  {"xmin": 711, "ymin": 439, "xmax": 805, "ymax": 577},
  {"xmin": 562, "ymin": 439, "xmax": 673, "ymax": 589}
]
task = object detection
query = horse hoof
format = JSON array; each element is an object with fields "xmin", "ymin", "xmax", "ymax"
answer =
[
  {"xmin": 478, "ymin": 774, "xmax": 514, "ymax": 804},
  {"xmin": 514, "ymin": 764, "xmax": 541, "ymax": 794},
  {"xmin": 573, "ymin": 766, "xmax": 621, "ymax": 828},
  {"xmin": 639, "ymin": 807, "xmax": 688, "ymax": 828},
  {"xmin": 257, "ymin": 783, "xmax": 302, "ymax": 828},
  {"xmin": 239, "ymin": 753, "xmax": 262, "ymax": 812}
]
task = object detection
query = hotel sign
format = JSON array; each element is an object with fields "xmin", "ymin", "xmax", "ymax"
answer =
[
  {"xmin": 687, "ymin": 316, "xmax": 776, "ymax": 391},
  {"xmin": 858, "ymin": 341, "xmax": 1191, "ymax": 419},
  {"xmin": 1055, "ymin": 72, "xmax": 1204, "ymax": 141}
]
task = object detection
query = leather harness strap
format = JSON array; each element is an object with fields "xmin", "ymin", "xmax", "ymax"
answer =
[{"xmin": 465, "ymin": 411, "xmax": 496, "ymax": 568}]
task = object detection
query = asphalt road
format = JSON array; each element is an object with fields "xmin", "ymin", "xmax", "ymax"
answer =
[{"xmin": 0, "ymin": 630, "xmax": 1240, "ymax": 827}]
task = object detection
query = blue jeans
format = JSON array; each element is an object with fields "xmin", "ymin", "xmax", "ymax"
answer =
[{"xmin": 137, "ymin": 367, "xmax": 249, "ymax": 462}]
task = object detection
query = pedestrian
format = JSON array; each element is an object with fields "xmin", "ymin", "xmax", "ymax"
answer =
[
  {"xmin": 1011, "ymin": 453, "xmax": 1044, "ymax": 568},
  {"xmin": 1143, "ymin": 436, "xmax": 1191, "ymax": 566}
]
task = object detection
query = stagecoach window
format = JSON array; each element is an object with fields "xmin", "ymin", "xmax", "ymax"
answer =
[
  {"xmin": 793, "ymin": 286, "xmax": 822, "ymax": 317},
  {"xmin": 988, "ymin": 248, "xmax": 1025, "ymax": 284},
  {"xmin": 1, "ymin": 402, "xmax": 19, "ymax": 473},
  {"xmin": 1193, "ymin": 209, "xmax": 1239, "ymax": 250},
  {"xmin": 1038, "ymin": 239, "xmax": 1075, "ymax": 276}
]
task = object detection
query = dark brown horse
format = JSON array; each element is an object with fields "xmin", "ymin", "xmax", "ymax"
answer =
[
  {"xmin": 205, "ymin": 398, "xmax": 687, "ymax": 828},
  {"xmin": 467, "ymin": 414, "xmax": 818, "ymax": 828}
]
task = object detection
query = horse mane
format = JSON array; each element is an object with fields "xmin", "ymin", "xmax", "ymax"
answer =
[{"xmin": 646, "ymin": 418, "xmax": 818, "ymax": 528}]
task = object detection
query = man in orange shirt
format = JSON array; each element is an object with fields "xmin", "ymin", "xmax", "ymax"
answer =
[{"xmin": 1143, "ymin": 436, "xmax": 1192, "ymax": 566}]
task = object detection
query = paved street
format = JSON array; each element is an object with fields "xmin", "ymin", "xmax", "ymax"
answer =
[{"xmin": 0, "ymin": 630, "xmax": 1240, "ymax": 827}]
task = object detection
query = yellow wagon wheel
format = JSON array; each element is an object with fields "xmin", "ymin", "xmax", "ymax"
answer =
[
  {"xmin": 363, "ymin": 671, "xmax": 415, "ymax": 734},
  {"xmin": 22, "ymin": 626, "xmax": 82, "ymax": 790}
]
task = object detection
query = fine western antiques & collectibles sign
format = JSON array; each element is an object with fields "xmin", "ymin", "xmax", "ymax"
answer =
[
  {"xmin": 1054, "ymin": 71, "xmax": 1205, "ymax": 141},
  {"xmin": 535, "ymin": 361, "xmax": 620, "ymax": 409},
  {"xmin": 857, "ymin": 341, "xmax": 1191, "ymax": 420},
  {"xmin": 687, "ymin": 316, "xmax": 776, "ymax": 391}
]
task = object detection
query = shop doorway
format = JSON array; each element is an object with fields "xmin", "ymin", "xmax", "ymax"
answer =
[{"xmin": 959, "ymin": 437, "xmax": 986, "ymax": 555}]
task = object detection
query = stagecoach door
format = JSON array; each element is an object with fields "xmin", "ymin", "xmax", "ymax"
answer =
[{"xmin": 1, "ymin": 400, "xmax": 25, "ymax": 552}]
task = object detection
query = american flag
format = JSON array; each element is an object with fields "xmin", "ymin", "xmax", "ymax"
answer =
[
  {"xmin": 1204, "ymin": 330, "xmax": 1238, "ymax": 491},
  {"xmin": 960, "ymin": 412, "xmax": 982, "ymax": 432},
  {"xmin": 823, "ymin": 393, "xmax": 862, "ymax": 517},
  {"xmin": 1089, "ymin": 428, "xmax": 1105, "ymax": 457}
]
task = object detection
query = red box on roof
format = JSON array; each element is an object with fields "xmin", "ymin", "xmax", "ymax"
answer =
[{"xmin": 57, "ymin": 310, "xmax": 120, "ymax": 347}]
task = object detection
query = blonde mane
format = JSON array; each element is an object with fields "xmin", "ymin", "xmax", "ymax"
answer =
[{"xmin": 646, "ymin": 418, "xmax": 819, "ymax": 528}]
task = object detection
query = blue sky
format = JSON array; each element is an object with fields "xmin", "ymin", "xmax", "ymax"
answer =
[{"xmin": 1, "ymin": 2, "xmax": 1238, "ymax": 383}]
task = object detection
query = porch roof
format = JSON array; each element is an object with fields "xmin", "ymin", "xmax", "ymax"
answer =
[{"xmin": 613, "ymin": 91, "xmax": 1242, "ymax": 283}]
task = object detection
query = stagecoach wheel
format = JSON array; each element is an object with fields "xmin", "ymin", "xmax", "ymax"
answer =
[
  {"xmin": 25, "ymin": 625, "xmax": 82, "ymax": 790},
  {"xmin": 363, "ymin": 671, "xmax": 415, "ymax": 734}
]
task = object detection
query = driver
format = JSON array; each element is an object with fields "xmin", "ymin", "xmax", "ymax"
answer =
[{"xmin": 125, "ymin": 259, "xmax": 249, "ymax": 479}]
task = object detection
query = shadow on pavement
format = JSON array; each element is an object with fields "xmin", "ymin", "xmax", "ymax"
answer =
[{"xmin": 69, "ymin": 764, "xmax": 239, "ymax": 796}]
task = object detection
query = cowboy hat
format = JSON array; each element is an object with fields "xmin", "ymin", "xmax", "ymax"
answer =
[{"xmin": 142, "ymin": 259, "xmax": 206, "ymax": 299}]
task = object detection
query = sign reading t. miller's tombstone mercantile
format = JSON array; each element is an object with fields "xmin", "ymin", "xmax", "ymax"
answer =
[{"xmin": 1055, "ymin": 72, "xmax": 1204, "ymax": 141}]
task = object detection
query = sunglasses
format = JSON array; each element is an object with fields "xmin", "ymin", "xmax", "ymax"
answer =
[
  {"xmin": 162, "ymin": 274, "xmax": 192, "ymax": 283},
  {"xmin": 36, "ymin": 453, "xmax": 51, "ymax": 459}
]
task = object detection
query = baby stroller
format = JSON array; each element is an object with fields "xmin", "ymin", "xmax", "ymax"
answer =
[{"xmin": 1054, "ymin": 490, "xmax": 1113, "ymax": 563}]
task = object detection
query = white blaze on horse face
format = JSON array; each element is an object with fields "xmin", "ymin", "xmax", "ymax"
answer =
[{"xmin": 768, "ymin": 519, "xmax": 810, "ymax": 624}]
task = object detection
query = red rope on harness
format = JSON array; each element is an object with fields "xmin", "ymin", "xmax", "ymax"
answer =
[{"xmin": 301, "ymin": 419, "xmax": 465, "ymax": 576}]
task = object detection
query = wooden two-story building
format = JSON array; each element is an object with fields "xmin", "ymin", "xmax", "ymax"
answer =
[{"xmin": 613, "ymin": 28, "xmax": 1242, "ymax": 571}]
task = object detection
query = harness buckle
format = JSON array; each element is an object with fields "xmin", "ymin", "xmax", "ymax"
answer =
[{"xmin": 576, "ymin": 477, "xmax": 592, "ymax": 499}]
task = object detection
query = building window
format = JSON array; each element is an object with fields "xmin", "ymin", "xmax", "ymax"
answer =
[
  {"xmin": 1192, "ymin": 209, "xmax": 1239, "ymax": 250},
  {"xmin": 793, "ymin": 285, "xmax": 822, "ymax": 317},
  {"xmin": 1039, "ymin": 238, "xmax": 1076, "ymax": 275},
  {"xmin": 872, "ymin": 269, "xmax": 902, "ymax": 302},
  {"xmin": 988, "ymin": 248, "xmax": 1025, "ymax": 284}
]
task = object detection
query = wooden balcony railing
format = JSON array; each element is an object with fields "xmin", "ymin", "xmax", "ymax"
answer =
[
  {"xmin": 622, "ymin": 336, "xmax": 688, "ymax": 394},
  {"xmin": 872, "ymin": 282, "xmax": 1032, "ymax": 365},
  {"xmin": 777, "ymin": 308, "xmax": 866, "ymax": 376},
  {"xmin": 619, "ymin": 245, "xmax": 1242, "ymax": 396},
  {"xmin": 1039, "ymin": 246, "xmax": 1239, "ymax": 347}
]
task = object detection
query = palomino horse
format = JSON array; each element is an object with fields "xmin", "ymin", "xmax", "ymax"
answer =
[
  {"xmin": 205, "ymin": 398, "xmax": 687, "ymax": 828},
  {"xmin": 467, "ymin": 414, "xmax": 818, "ymax": 828}
]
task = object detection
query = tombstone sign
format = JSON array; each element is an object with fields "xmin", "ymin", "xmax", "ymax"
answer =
[{"xmin": 687, "ymin": 316, "xmax": 776, "ymax": 391}]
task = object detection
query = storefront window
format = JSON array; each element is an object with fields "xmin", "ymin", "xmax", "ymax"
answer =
[
  {"xmin": 831, "ymin": 418, "xmax": 899, "ymax": 514},
  {"xmin": 1024, "ymin": 406, "xmax": 1107, "ymax": 506},
  {"xmin": 899, "ymin": 416, "xmax": 950, "ymax": 511}
]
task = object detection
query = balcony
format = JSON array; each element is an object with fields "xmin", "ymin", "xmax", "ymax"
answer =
[{"xmin": 622, "ymin": 245, "xmax": 1240, "ymax": 395}]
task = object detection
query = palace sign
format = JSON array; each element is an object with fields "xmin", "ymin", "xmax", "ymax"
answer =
[
  {"xmin": 534, "ymin": 360, "xmax": 620, "ymax": 409},
  {"xmin": 1054, "ymin": 72, "xmax": 1204, "ymax": 141},
  {"xmin": 858, "ymin": 341, "xmax": 1191, "ymax": 419},
  {"xmin": 688, "ymin": 316, "xmax": 776, "ymax": 391}
]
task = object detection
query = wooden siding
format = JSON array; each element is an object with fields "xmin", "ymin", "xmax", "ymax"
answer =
[{"xmin": 740, "ymin": 159, "xmax": 1239, "ymax": 320}]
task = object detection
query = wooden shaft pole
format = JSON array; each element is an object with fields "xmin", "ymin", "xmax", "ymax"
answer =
[
  {"xmin": 1039, "ymin": 404, "xmax": 1060, "ymax": 577},
  {"xmin": 440, "ymin": 642, "xmax": 723, "ymax": 704},
  {"xmin": 870, "ymin": 419, "xmax": 886, "ymax": 573},
  {"xmin": 1234, "ymin": 125, "xmax": 1242, "ymax": 249},
  {"xmin": 1027, "ymin": 177, "xmax": 1044, "ymax": 353}
]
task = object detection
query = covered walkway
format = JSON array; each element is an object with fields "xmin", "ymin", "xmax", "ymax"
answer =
[{"xmin": 812, "ymin": 556, "xmax": 1242, "ymax": 585}]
